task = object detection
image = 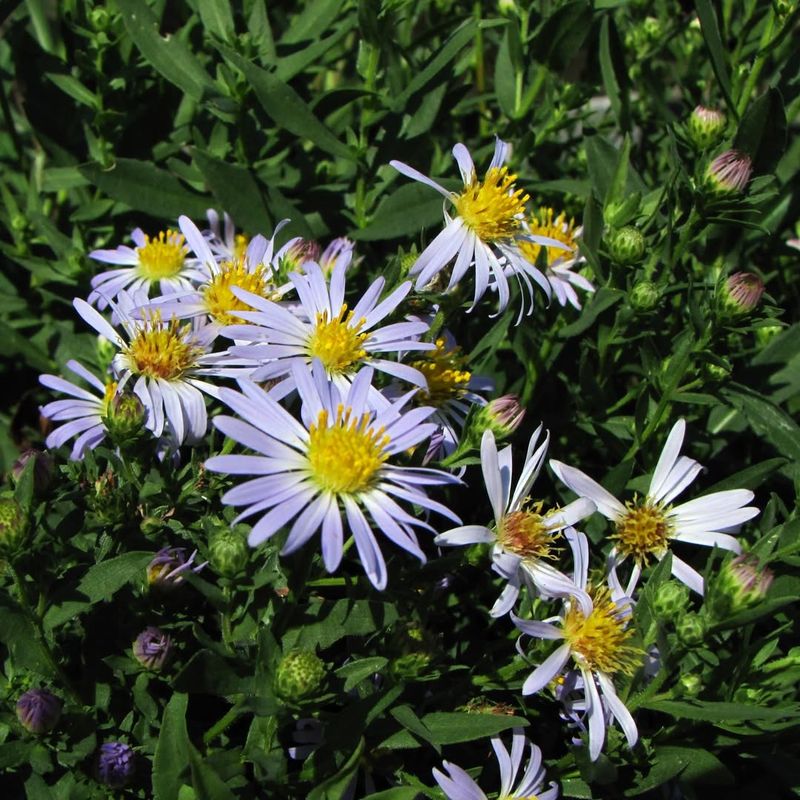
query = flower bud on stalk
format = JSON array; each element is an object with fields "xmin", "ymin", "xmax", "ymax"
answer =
[
  {"xmin": 96, "ymin": 742, "xmax": 136, "ymax": 788},
  {"xmin": 132, "ymin": 627, "xmax": 174, "ymax": 671},
  {"xmin": 0, "ymin": 498, "xmax": 28, "ymax": 557},
  {"xmin": 718, "ymin": 272, "xmax": 765, "ymax": 316},
  {"xmin": 629, "ymin": 280, "xmax": 660, "ymax": 312},
  {"xmin": 209, "ymin": 528, "xmax": 249, "ymax": 578},
  {"xmin": 16, "ymin": 689, "xmax": 62, "ymax": 734},
  {"xmin": 676, "ymin": 612, "xmax": 706, "ymax": 647},
  {"xmin": 475, "ymin": 395, "xmax": 525, "ymax": 440},
  {"xmin": 705, "ymin": 149, "xmax": 753, "ymax": 194},
  {"xmin": 653, "ymin": 581, "xmax": 690, "ymax": 618},
  {"xmin": 103, "ymin": 393, "xmax": 146, "ymax": 446},
  {"xmin": 709, "ymin": 554, "xmax": 773, "ymax": 618},
  {"xmin": 687, "ymin": 106, "xmax": 726, "ymax": 150},
  {"xmin": 678, "ymin": 673, "xmax": 702, "ymax": 697},
  {"xmin": 607, "ymin": 226, "xmax": 645, "ymax": 265},
  {"xmin": 275, "ymin": 651, "xmax": 326, "ymax": 702}
]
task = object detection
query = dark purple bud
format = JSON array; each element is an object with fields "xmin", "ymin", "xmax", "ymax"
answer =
[
  {"xmin": 97, "ymin": 741, "xmax": 136, "ymax": 788},
  {"xmin": 12, "ymin": 449, "xmax": 54, "ymax": 493},
  {"xmin": 16, "ymin": 688, "xmax": 62, "ymax": 734},
  {"xmin": 132, "ymin": 626, "xmax": 173, "ymax": 671}
]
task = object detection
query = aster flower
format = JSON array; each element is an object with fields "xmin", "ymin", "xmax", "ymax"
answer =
[
  {"xmin": 224, "ymin": 259, "xmax": 433, "ymax": 398},
  {"xmin": 550, "ymin": 419, "xmax": 759, "ymax": 595},
  {"xmin": 433, "ymin": 728, "xmax": 558, "ymax": 800},
  {"xmin": 513, "ymin": 530, "xmax": 641, "ymax": 762},
  {"xmin": 205, "ymin": 209, "xmax": 250, "ymax": 262},
  {"xmin": 205, "ymin": 360, "xmax": 460, "ymax": 590},
  {"xmin": 390, "ymin": 138, "xmax": 568, "ymax": 314},
  {"xmin": 436, "ymin": 428, "xmax": 595, "ymax": 617},
  {"xmin": 39, "ymin": 359, "xmax": 123, "ymax": 459},
  {"xmin": 97, "ymin": 741, "xmax": 135, "ymax": 788},
  {"xmin": 317, "ymin": 237, "xmax": 355, "ymax": 277},
  {"xmin": 73, "ymin": 291, "xmax": 253, "ymax": 445},
  {"xmin": 132, "ymin": 626, "xmax": 174, "ymax": 671},
  {"xmin": 147, "ymin": 547, "xmax": 207, "ymax": 590},
  {"xmin": 88, "ymin": 227, "xmax": 207, "ymax": 309},
  {"xmin": 519, "ymin": 207, "xmax": 594, "ymax": 310}
]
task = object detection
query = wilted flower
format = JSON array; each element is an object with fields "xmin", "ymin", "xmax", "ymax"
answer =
[
  {"xmin": 276, "ymin": 651, "xmax": 326, "ymax": 701},
  {"xmin": 16, "ymin": 689, "xmax": 62, "ymax": 734},
  {"xmin": 687, "ymin": 106, "xmax": 726, "ymax": 149},
  {"xmin": 147, "ymin": 547, "xmax": 207, "ymax": 590},
  {"xmin": 96, "ymin": 741, "xmax": 136, "ymax": 788},
  {"xmin": 706, "ymin": 149, "xmax": 753, "ymax": 194},
  {"xmin": 719, "ymin": 272, "xmax": 765, "ymax": 315},
  {"xmin": 132, "ymin": 626, "xmax": 174, "ymax": 671}
]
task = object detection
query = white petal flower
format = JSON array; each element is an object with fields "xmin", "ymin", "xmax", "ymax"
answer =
[
  {"xmin": 550, "ymin": 419, "xmax": 760, "ymax": 594},
  {"xmin": 436, "ymin": 428, "xmax": 595, "ymax": 617}
]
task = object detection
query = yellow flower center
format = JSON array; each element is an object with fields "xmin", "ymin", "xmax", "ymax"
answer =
[
  {"xmin": 453, "ymin": 166, "xmax": 529, "ymax": 241},
  {"xmin": 125, "ymin": 312, "xmax": 202, "ymax": 380},
  {"xmin": 233, "ymin": 234, "xmax": 248, "ymax": 261},
  {"xmin": 307, "ymin": 406, "xmax": 389, "ymax": 494},
  {"xmin": 497, "ymin": 502, "xmax": 560, "ymax": 561},
  {"xmin": 613, "ymin": 500, "xmax": 672, "ymax": 563},
  {"xmin": 136, "ymin": 230, "xmax": 188, "ymax": 280},
  {"xmin": 563, "ymin": 586, "xmax": 642, "ymax": 676},
  {"xmin": 410, "ymin": 339, "xmax": 471, "ymax": 406},
  {"xmin": 518, "ymin": 207, "xmax": 578, "ymax": 268},
  {"xmin": 203, "ymin": 259, "xmax": 273, "ymax": 325},
  {"xmin": 307, "ymin": 304, "xmax": 368, "ymax": 374}
]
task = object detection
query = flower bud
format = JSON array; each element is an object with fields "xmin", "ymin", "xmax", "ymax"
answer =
[
  {"xmin": 132, "ymin": 627, "xmax": 173, "ymax": 671},
  {"xmin": 0, "ymin": 498, "xmax": 28, "ymax": 556},
  {"xmin": 209, "ymin": 528, "xmax": 249, "ymax": 578},
  {"xmin": 607, "ymin": 226, "xmax": 645, "ymax": 265},
  {"xmin": 16, "ymin": 689, "xmax": 62, "ymax": 734},
  {"xmin": 653, "ymin": 581, "xmax": 690, "ymax": 618},
  {"xmin": 711, "ymin": 554, "xmax": 773, "ymax": 617},
  {"xmin": 474, "ymin": 395, "xmax": 525, "ymax": 440},
  {"xmin": 275, "ymin": 651, "xmax": 326, "ymax": 702},
  {"xmin": 678, "ymin": 673, "xmax": 702, "ymax": 697},
  {"xmin": 103, "ymin": 393, "xmax": 146, "ymax": 445},
  {"xmin": 390, "ymin": 651, "xmax": 432, "ymax": 681},
  {"xmin": 96, "ymin": 741, "xmax": 135, "ymax": 788},
  {"xmin": 147, "ymin": 547, "xmax": 206, "ymax": 591},
  {"xmin": 718, "ymin": 272, "xmax": 765, "ymax": 316},
  {"xmin": 12, "ymin": 449, "xmax": 54, "ymax": 494},
  {"xmin": 319, "ymin": 237, "xmax": 355, "ymax": 277},
  {"xmin": 755, "ymin": 323, "xmax": 783, "ymax": 348},
  {"xmin": 676, "ymin": 612, "xmax": 706, "ymax": 647},
  {"xmin": 706, "ymin": 149, "xmax": 753, "ymax": 194},
  {"xmin": 687, "ymin": 106, "xmax": 726, "ymax": 150},
  {"xmin": 276, "ymin": 238, "xmax": 321, "ymax": 279},
  {"xmin": 629, "ymin": 280, "xmax": 660, "ymax": 312}
]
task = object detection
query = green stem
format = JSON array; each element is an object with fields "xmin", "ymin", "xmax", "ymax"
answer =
[
  {"xmin": 221, "ymin": 585, "xmax": 234, "ymax": 651},
  {"xmin": 203, "ymin": 703, "xmax": 242, "ymax": 746},
  {"xmin": 735, "ymin": 9, "xmax": 775, "ymax": 117}
]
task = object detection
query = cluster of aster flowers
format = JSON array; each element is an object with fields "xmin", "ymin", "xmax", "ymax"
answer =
[{"xmin": 36, "ymin": 138, "xmax": 763, "ymax": 787}]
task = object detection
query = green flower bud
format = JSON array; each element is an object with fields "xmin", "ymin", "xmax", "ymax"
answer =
[
  {"xmin": 708, "ymin": 554, "xmax": 773, "ymax": 618},
  {"xmin": 103, "ymin": 393, "xmax": 146, "ymax": 446},
  {"xmin": 390, "ymin": 651, "xmax": 432, "ymax": 681},
  {"xmin": 607, "ymin": 226, "xmax": 645, "ymax": 265},
  {"xmin": 473, "ymin": 395, "xmax": 525, "ymax": 441},
  {"xmin": 275, "ymin": 651, "xmax": 326, "ymax": 702},
  {"xmin": 629, "ymin": 280, "xmax": 660, "ymax": 312},
  {"xmin": 0, "ymin": 498, "xmax": 28, "ymax": 556},
  {"xmin": 678, "ymin": 673, "xmax": 702, "ymax": 697},
  {"xmin": 209, "ymin": 528, "xmax": 249, "ymax": 578},
  {"xmin": 653, "ymin": 581, "xmax": 690, "ymax": 618},
  {"xmin": 687, "ymin": 106, "xmax": 727, "ymax": 150},
  {"xmin": 89, "ymin": 7, "xmax": 111, "ymax": 31},
  {"xmin": 676, "ymin": 612, "xmax": 706, "ymax": 647},
  {"xmin": 755, "ymin": 323, "xmax": 783, "ymax": 347}
]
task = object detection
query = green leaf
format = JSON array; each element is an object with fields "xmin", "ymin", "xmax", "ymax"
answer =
[
  {"xmin": 45, "ymin": 73, "xmax": 98, "ymax": 109},
  {"xmin": 77, "ymin": 552, "xmax": 152, "ymax": 603},
  {"xmin": 335, "ymin": 656, "xmax": 389, "ymax": 691},
  {"xmin": 0, "ymin": 598, "xmax": 56, "ymax": 677},
  {"xmin": 13, "ymin": 451, "xmax": 36, "ymax": 511},
  {"xmin": 153, "ymin": 694, "xmax": 192, "ymax": 800},
  {"xmin": 117, "ymin": 0, "xmax": 216, "ymax": 101},
  {"xmin": 307, "ymin": 738, "xmax": 365, "ymax": 800},
  {"xmin": 193, "ymin": 150, "xmax": 272, "ymax": 234},
  {"xmin": 276, "ymin": 23, "xmax": 356, "ymax": 82},
  {"xmin": 379, "ymin": 712, "xmax": 526, "ymax": 749},
  {"xmin": 351, "ymin": 182, "xmax": 446, "ymax": 241},
  {"xmin": 196, "ymin": 0, "xmax": 235, "ymax": 40},
  {"xmin": 403, "ymin": 83, "xmax": 447, "ymax": 140},
  {"xmin": 188, "ymin": 743, "xmax": 237, "ymax": 800},
  {"xmin": 530, "ymin": 1, "xmax": 593, "ymax": 71},
  {"xmin": 494, "ymin": 27, "xmax": 516, "ymax": 118},
  {"xmin": 0, "ymin": 320, "xmax": 53, "ymax": 372},
  {"xmin": 703, "ymin": 457, "xmax": 787, "ymax": 494},
  {"xmin": 557, "ymin": 288, "xmax": 624, "ymax": 339},
  {"xmin": 599, "ymin": 16, "xmax": 628, "ymax": 129},
  {"xmin": 79, "ymin": 159, "xmax": 210, "ymax": 219},
  {"xmin": 362, "ymin": 790, "xmax": 425, "ymax": 800},
  {"xmin": 280, "ymin": 0, "xmax": 343, "ymax": 44},
  {"xmin": 734, "ymin": 89, "xmax": 787, "ymax": 174},
  {"xmin": 221, "ymin": 48, "xmax": 353, "ymax": 160},
  {"xmin": 391, "ymin": 706, "xmax": 440, "ymax": 753},
  {"xmin": 694, "ymin": 0, "xmax": 735, "ymax": 113},
  {"xmin": 641, "ymin": 699, "xmax": 796, "ymax": 722}
]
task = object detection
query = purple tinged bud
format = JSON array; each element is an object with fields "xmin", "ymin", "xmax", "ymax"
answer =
[
  {"xmin": 720, "ymin": 272, "xmax": 765, "ymax": 315},
  {"xmin": 132, "ymin": 627, "xmax": 173, "ymax": 671},
  {"xmin": 706, "ymin": 149, "xmax": 753, "ymax": 194},
  {"xmin": 480, "ymin": 394, "xmax": 525, "ymax": 438},
  {"xmin": 319, "ymin": 237, "xmax": 355, "ymax": 277},
  {"xmin": 97, "ymin": 741, "xmax": 136, "ymax": 788},
  {"xmin": 728, "ymin": 553, "xmax": 773, "ymax": 601},
  {"xmin": 147, "ymin": 547, "xmax": 207, "ymax": 591},
  {"xmin": 16, "ymin": 689, "xmax": 62, "ymax": 734},
  {"xmin": 688, "ymin": 106, "xmax": 726, "ymax": 149}
]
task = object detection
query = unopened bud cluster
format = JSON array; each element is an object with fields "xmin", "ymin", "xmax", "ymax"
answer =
[{"xmin": 276, "ymin": 651, "xmax": 326, "ymax": 702}]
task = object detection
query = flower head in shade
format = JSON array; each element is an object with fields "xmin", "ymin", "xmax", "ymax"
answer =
[
  {"xmin": 88, "ymin": 227, "xmax": 206, "ymax": 309},
  {"xmin": 16, "ymin": 689, "xmax": 62, "ymax": 734},
  {"xmin": 132, "ymin": 626, "xmax": 174, "ymax": 671},
  {"xmin": 433, "ymin": 728, "xmax": 559, "ymax": 800},
  {"xmin": 550, "ymin": 419, "xmax": 760, "ymax": 595},
  {"xmin": 390, "ymin": 138, "xmax": 568, "ymax": 314},
  {"xmin": 706, "ymin": 149, "xmax": 753, "ymax": 194},
  {"xmin": 97, "ymin": 741, "xmax": 135, "ymax": 788},
  {"xmin": 436, "ymin": 428, "xmax": 595, "ymax": 617},
  {"xmin": 73, "ymin": 291, "xmax": 252, "ymax": 446},
  {"xmin": 224, "ymin": 260, "xmax": 433, "ymax": 398},
  {"xmin": 39, "ymin": 360, "xmax": 126, "ymax": 459},
  {"xmin": 205, "ymin": 360, "xmax": 460, "ymax": 590},
  {"xmin": 519, "ymin": 207, "xmax": 594, "ymax": 310},
  {"xmin": 147, "ymin": 547, "xmax": 207, "ymax": 590},
  {"xmin": 513, "ymin": 531, "xmax": 641, "ymax": 762}
]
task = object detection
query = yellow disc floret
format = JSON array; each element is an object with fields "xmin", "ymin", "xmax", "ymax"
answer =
[
  {"xmin": 136, "ymin": 230, "xmax": 188, "ymax": 280},
  {"xmin": 518, "ymin": 207, "xmax": 578, "ymax": 268},
  {"xmin": 497, "ymin": 501, "xmax": 560, "ymax": 561},
  {"xmin": 307, "ymin": 304, "xmax": 368, "ymax": 374},
  {"xmin": 307, "ymin": 406, "xmax": 389, "ymax": 494},
  {"xmin": 613, "ymin": 500, "xmax": 672, "ymax": 564},
  {"xmin": 124, "ymin": 312, "xmax": 201, "ymax": 380},
  {"xmin": 410, "ymin": 339, "xmax": 471, "ymax": 406},
  {"xmin": 203, "ymin": 259, "xmax": 273, "ymax": 325},
  {"xmin": 563, "ymin": 586, "xmax": 642, "ymax": 676},
  {"xmin": 453, "ymin": 166, "xmax": 529, "ymax": 241}
]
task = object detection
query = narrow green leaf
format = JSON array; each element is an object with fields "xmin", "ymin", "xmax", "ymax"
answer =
[
  {"xmin": 193, "ymin": 150, "xmax": 272, "ymax": 234},
  {"xmin": 0, "ymin": 597, "xmax": 56, "ymax": 677},
  {"xmin": 557, "ymin": 288, "xmax": 623, "ymax": 339},
  {"xmin": 335, "ymin": 656, "xmax": 389, "ymax": 691},
  {"xmin": 188, "ymin": 744, "xmax": 237, "ymax": 800},
  {"xmin": 350, "ymin": 183, "xmax": 447, "ymax": 241},
  {"xmin": 391, "ymin": 706, "xmax": 440, "ymax": 753},
  {"xmin": 77, "ymin": 552, "xmax": 152, "ymax": 603},
  {"xmin": 307, "ymin": 739, "xmax": 365, "ymax": 800},
  {"xmin": 0, "ymin": 320, "xmax": 53, "ymax": 371},
  {"xmin": 641, "ymin": 698, "xmax": 795, "ymax": 722},
  {"xmin": 79, "ymin": 159, "xmax": 210, "ymax": 219},
  {"xmin": 494, "ymin": 27, "xmax": 516, "ymax": 118},
  {"xmin": 734, "ymin": 89, "xmax": 787, "ymax": 173},
  {"xmin": 117, "ymin": 0, "xmax": 216, "ymax": 101},
  {"xmin": 379, "ymin": 712, "xmax": 526, "ymax": 749},
  {"xmin": 246, "ymin": 0, "xmax": 276, "ymax": 62},
  {"xmin": 45, "ymin": 73, "xmax": 98, "ymax": 109},
  {"xmin": 694, "ymin": 0, "xmax": 735, "ymax": 113},
  {"xmin": 280, "ymin": 0, "xmax": 343, "ymax": 44},
  {"xmin": 196, "ymin": 0, "xmax": 235, "ymax": 40},
  {"xmin": 276, "ymin": 23, "xmax": 356, "ymax": 82},
  {"xmin": 599, "ymin": 16, "xmax": 622, "ymax": 125}
]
